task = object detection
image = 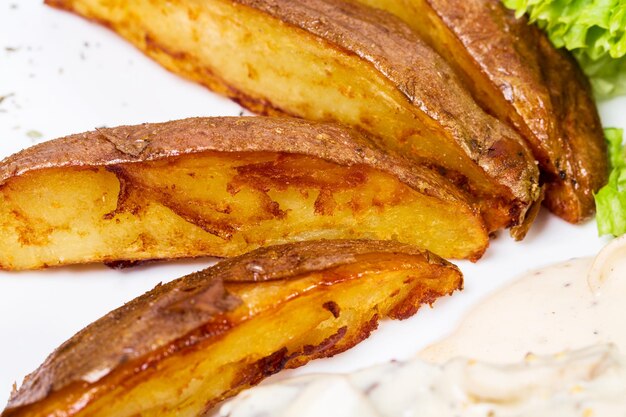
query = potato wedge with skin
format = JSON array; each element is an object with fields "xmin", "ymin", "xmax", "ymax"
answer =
[
  {"xmin": 1, "ymin": 239, "xmax": 463, "ymax": 417},
  {"xmin": 45, "ymin": 0, "xmax": 541, "ymax": 233},
  {"xmin": 356, "ymin": 0, "xmax": 608, "ymax": 223},
  {"xmin": 0, "ymin": 117, "xmax": 488, "ymax": 270}
]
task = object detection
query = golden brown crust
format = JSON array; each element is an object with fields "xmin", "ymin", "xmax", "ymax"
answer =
[
  {"xmin": 208, "ymin": 238, "xmax": 451, "ymax": 282},
  {"xmin": 6, "ymin": 278, "xmax": 240, "ymax": 411},
  {"xmin": 435, "ymin": 0, "xmax": 607, "ymax": 223},
  {"xmin": 0, "ymin": 117, "xmax": 467, "ymax": 205},
  {"xmin": 233, "ymin": 0, "xmax": 540, "ymax": 210},
  {"xmin": 45, "ymin": 0, "xmax": 541, "ymax": 230},
  {"xmin": 4, "ymin": 239, "xmax": 459, "ymax": 412},
  {"xmin": 358, "ymin": 0, "xmax": 607, "ymax": 222}
]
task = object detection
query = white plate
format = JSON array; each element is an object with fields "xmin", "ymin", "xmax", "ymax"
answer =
[{"xmin": 1, "ymin": 0, "xmax": 625, "ymax": 408}]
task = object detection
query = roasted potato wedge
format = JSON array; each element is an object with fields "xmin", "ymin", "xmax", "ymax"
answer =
[
  {"xmin": 0, "ymin": 117, "xmax": 488, "ymax": 270},
  {"xmin": 356, "ymin": 0, "xmax": 608, "ymax": 223},
  {"xmin": 46, "ymin": 0, "xmax": 541, "ymax": 233},
  {"xmin": 1, "ymin": 239, "xmax": 463, "ymax": 417}
]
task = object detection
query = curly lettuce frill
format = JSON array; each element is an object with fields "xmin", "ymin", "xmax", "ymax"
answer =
[{"xmin": 503, "ymin": 0, "xmax": 626, "ymax": 98}]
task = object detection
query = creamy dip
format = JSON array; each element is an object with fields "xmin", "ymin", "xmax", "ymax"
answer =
[
  {"xmin": 219, "ymin": 344, "xmax": 626, "ymax": 417},
  {"xmin": 420, "ymin": 235, "xmax": 626, "ymax": 364}
]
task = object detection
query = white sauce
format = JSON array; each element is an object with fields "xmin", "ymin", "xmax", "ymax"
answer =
[
  {"xmin": 218, "ymin": 236, "xmax": 626, "ymax": 416},
  {"xmin": 421, "ymin": 234, "xmax": 626, "ymax": 364},
  {"xmin": 220, "ymin": 344, "xmax": 626, "ymax": 417}
]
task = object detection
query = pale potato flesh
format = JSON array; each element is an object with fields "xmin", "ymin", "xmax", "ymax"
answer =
[{"xmin": 0, "ymin": 151, "xmax": 487, "ymax": 269}]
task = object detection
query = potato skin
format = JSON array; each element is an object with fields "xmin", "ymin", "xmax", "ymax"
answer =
[
  {"xmin": 0, "ymin": 117, "xmax": 466, "ymax": 204},
  {"xmin": 2, "ymin": 239, "xmax": 462, "ymax": 416},
  {"xmin": 536, "ymin": 33, "xmax": 608, "ymax": 222},
  {"xmin": 357, "ymin": 0, "xmax": 608, "ymax": 223},
  {"xmin": 46, "ymin": 0, "xmax": 541, "ymax": 232}
]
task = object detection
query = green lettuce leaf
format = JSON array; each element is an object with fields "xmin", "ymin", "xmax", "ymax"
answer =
[
  {"xmin": 595, "ymin": 128, "xmax": 626, "ymax": 236},
  {"xmin": 503, "ymin": 0, "xmax": 626, "ymax": 98}
]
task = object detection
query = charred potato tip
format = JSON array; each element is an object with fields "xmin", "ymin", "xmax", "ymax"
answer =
[{"xmin": 2, "ymin": 239, "xmax": 463, "ymax": 417}]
